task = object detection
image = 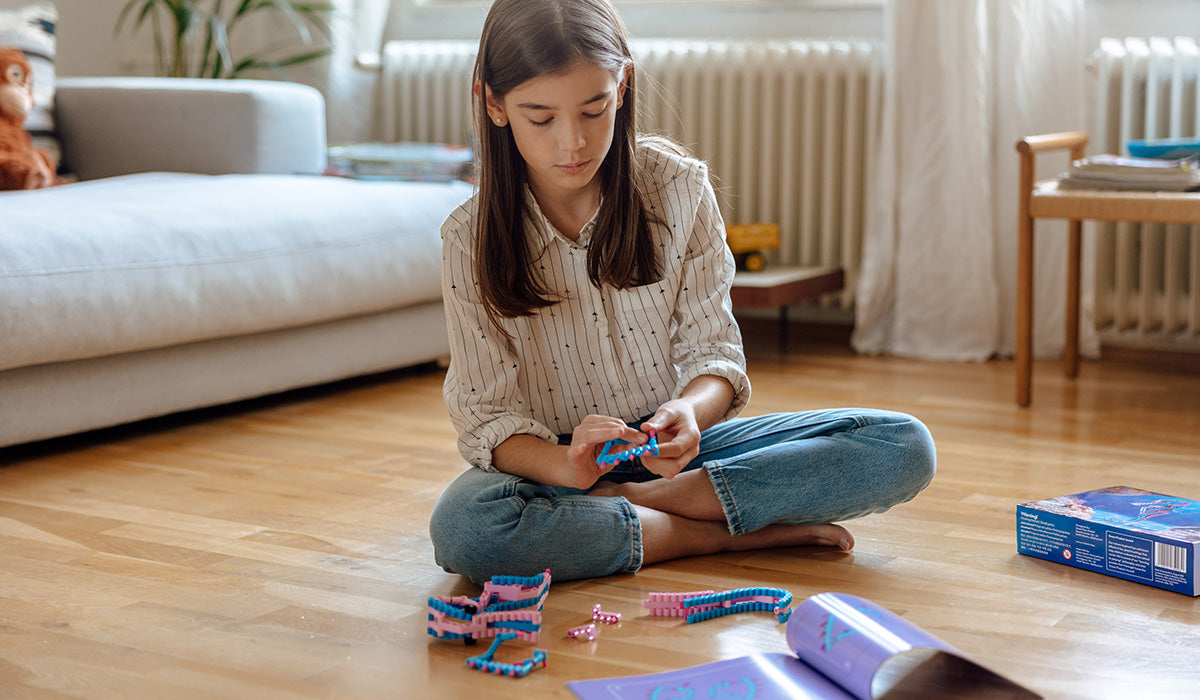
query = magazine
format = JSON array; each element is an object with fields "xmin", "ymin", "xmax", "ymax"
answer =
[
  {"xmin": 325, "ymin": 142, "xmax": 473, "ymax": 182},
  {"xmin": 568, "ymin": 592, "xmax": 1039, "ymax": 699}
]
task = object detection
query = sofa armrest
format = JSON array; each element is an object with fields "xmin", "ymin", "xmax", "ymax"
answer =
[{"xmin": 56, "ymin": 77, "xmax": 327, "ymax": 180}]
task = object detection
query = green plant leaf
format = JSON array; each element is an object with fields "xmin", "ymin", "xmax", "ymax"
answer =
[
  {"xmin": 230, "ymin": 47, "xmax": 332, "ymax": 79},
  {"xmin": 204, "ymin": 13, "xmax": 235, "ymax": 78},
  {"xmin": 260, "ymin": 0, "xmax": 322, "ymax": 45},
  {"xmin": 115, "ymin": 0, "xmax": 168, "ymax": 35},
  {"xmin": 115, "ymin": 0, "xmax": 333, "ymax": 79}
]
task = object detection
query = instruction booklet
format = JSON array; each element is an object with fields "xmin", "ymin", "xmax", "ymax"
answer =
[{"xmin": 568, "ymin": 592, "xmax": 1039, "ymax": 699}]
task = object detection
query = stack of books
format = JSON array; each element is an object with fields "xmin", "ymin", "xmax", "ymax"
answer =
[
  {"xmin": 1058, "ymin": 153, "xmax": 1200, "ymax": 191},
  {"xmin": 325, "ymin": 142, "xmax": 473, "ymax": 182}
]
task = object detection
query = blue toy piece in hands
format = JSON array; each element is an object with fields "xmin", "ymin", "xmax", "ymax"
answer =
[{"xmin": 596, "ymin": 429, "xmax": 659, "ymax": 467}]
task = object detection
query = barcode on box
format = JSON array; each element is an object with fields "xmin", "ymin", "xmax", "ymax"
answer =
[{"xmin": 1154, "ymin": 542, "xmax": 1188, "ymax": 573}]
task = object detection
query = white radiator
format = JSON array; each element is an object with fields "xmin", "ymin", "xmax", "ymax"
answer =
[
  {"xmin": 381, "ymin": 39, "xmax": 883, "ymax": 309},
  {"xmin": 1091, "ymin": 37, "xmax": 1200, "ymax": 341}
]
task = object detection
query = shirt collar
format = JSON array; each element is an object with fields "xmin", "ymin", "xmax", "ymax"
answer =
[{"xmin": 524, "ymin": 186, "xmax": 601, "ymax": 247}]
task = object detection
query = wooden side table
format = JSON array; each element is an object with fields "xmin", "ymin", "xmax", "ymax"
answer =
[
  {"xmin": 1016, "ymin": 132, "xmax": 1200, "ymax": 406},
  {"xmin": 730, "ymin": 266, "xmax": 844, "ymax": 349}
]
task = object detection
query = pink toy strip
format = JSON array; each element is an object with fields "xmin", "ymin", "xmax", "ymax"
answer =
[
  {"xmin": 591, "ymin": 603, "xmax": 622, "ymax": 624},
  {"xmin": 566, "ymin": 623, "xmax": 597, "ymax": 641}
]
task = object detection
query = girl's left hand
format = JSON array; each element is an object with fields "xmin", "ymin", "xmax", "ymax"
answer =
[
  {"xmin": 565, "ymin": 414, "xmax": 648, "ymax": 489},
  {"xmin": 638, "ymin": 400, "xmax": 701, "ymax": 479}
]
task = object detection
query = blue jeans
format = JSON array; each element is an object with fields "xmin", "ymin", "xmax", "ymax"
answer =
[{"xmin": 428, "ymin": 409, "xmax": 935, "ymax": 583}]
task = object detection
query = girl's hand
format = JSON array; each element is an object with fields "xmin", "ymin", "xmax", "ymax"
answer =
[
  {"xmin": 638, "ymin": 400, "xmax": 701, "ymax": 479},
  {"xmin": 564, "ymin": 414, "xmax": 648, "ymax": 490}
]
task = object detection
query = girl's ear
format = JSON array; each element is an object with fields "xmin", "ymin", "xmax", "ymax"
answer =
[
  {"xmin": 476, "ymin": 81, "xmax": 508, "ymax": 127},
  {"xmin": 615, "ymin": 62, "xmax": 632, "ymax": 109}
]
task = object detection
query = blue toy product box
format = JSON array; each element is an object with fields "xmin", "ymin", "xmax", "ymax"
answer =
[{"xmin": 1017, "ymin": 486, "xmax": 1199, "ymax": 596}]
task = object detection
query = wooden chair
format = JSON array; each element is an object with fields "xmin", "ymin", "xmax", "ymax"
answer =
[{"xmin": 1015, "ymin": 131, "xmax": 1200, "ymax": 406}]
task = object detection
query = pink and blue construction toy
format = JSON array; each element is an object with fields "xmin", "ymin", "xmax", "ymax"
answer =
[
  {"xmin": 464, "ymin": 632, "xmax": 548, "ymax": 677},
  {"xmin": 596, "ymin": 429, "xmax": 659, "ymax": 467},
  {"xmin": 591, "ymin": 603, "xmax": 621, "ymax": 624},
  {"xmin": 567, "ymin": 603, "xmax": 621, "ymax": 641},
  {"xmin": 643, "ymin": 586, "xmax": 794, "ymax": 624},
  {"xmin": 427, "ymin": 569, "xmax": 552, "ymax": 643}
]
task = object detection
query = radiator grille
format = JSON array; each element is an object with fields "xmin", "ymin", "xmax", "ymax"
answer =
[{"xmin": 1092, "ymin": 36, "xmax": 1200, "ymax": 341}]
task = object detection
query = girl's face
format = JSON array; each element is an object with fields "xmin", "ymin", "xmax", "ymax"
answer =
[{"xmin": 486, "ymin": 58, "xmax": 628, "ymax": 204}]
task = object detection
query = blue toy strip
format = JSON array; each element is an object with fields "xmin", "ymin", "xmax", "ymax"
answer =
[
  {"xmin": 427, "ymin": 598, "xmax": 474, "ymax": 620},
  {"xmin": 491, "ymin": 572, "xmax": 548, "ymax": 587},
  {"xmin": 596, "ymin": 430, "xmax": 659, "ymax": 467},
  {"xmin": 487, "ymin": 619, "xmax": 541, "ymax": 632},
  {"xmin": 465, "ymin": 632, "xmax": 548, "ymax": 678},
  {"xmin": 679, "ymin": 586, "xmax": 794, "ymax": 624},
  {"xmin": 485, "ymin": 597, "xmax": 543, "ymax": 612}
]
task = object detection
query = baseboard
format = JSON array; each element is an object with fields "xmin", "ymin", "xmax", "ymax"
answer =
[{"xmin": 1101, "ymin": 343, "xmax": 1200, "ymax": 374}]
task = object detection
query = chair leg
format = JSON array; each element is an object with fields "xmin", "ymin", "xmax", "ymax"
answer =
[
  {"xmin": 1017, "ymin": 217, "xmax": 1035, "ymax": 407},
  {"xmin": 1016, "ymin": 155, "xmax": 1036, "ymax": 407},
  {"xmin": 1065, "ymin": 220, "xmax": 1082, "ymax": 379}
]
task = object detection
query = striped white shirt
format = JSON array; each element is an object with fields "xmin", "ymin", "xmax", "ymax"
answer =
[{"xmin": 441, "ymin": 143, "xmax": 749, "ymax": 471}]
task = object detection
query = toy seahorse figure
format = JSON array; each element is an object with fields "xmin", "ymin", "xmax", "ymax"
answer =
[{"xmin": 1130, "ymin": 499, "xmax": 1192, "ymax": 523}]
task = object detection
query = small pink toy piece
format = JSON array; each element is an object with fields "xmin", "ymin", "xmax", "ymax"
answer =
[
  {"xmin": 591, "ymin": 603, "xmax": 622, "ymax": 624},
  {"xmin": 566, "ymin": 622, "xmax": 597, "ymax": 641}
]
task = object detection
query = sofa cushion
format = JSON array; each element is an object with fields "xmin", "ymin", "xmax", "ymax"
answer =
[{"xmin": 0, "ymin": 172, "xmax": 473, "ymax": 372}]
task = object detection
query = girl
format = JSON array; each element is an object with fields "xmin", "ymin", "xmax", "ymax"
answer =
[{"xmin": 429, "ymin": 0, "xmax": 935, "ymax": 584}]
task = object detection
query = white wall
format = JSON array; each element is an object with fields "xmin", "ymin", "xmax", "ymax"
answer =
[
  {"xmin": 54, "ymin": 0, "xmax": 887, "ymax": 78},
  {"xmin": 50, "ymin": 0, "xmax": 1200, "ymax": 144},
  {"xmin": 57, "ymin": 0, "xmax": 148, "ymax": 77},
  {"xmin": 57, "ymin": 0, "xmax": 1200, "ymax": 79},
  {"xmin": 382, "ymin": 0, "xmax": 884, "ymax": 42},
  {"xmin": 1085, "ymin": 0, "xmax": 1200, "ymax": 47}
]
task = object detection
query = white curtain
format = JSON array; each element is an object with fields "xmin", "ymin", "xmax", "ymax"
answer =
[{"xmin": 853, "ymin": 0, "xmax": 1098, "ymax": 361}]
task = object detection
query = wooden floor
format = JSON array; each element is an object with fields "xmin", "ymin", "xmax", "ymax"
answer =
[{"xmin": 1, "ymin": 327, "xmax": 1198, "ymax": 699}]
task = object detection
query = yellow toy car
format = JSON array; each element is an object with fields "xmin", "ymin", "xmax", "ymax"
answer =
[{"xmin": 725, "ymin": 223, "xmax": 780, "ymax": 272}]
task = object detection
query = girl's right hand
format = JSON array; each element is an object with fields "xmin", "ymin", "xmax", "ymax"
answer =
[{"xmin": 564, "ymin": 414, "xmax": 648, "ymax": 489}]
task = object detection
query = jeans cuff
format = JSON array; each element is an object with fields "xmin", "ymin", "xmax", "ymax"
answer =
[
  {"xmin": 618, "ymin": 496, "xmax": 644, "ymax": 574},
  {"xmin": 704, "ymin": 462, "xmax": 745, "ymax": 536}
]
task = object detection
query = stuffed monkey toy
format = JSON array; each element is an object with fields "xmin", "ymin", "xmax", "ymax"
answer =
[{"xmin": 0, "ymin": 46, "xmax": 55, "ymax": 190}]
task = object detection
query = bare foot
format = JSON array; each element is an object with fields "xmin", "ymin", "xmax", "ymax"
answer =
[
  {"xmin": 635, "ymin": 504, "xmax": 855, "ymax": 566},
  {"xmin": 590, "ymin": 479, "xmax": 855, "ymax": 557},
  {"xmin": 726, "ymin": 522, "xmax": 854, "ymax": 552}
]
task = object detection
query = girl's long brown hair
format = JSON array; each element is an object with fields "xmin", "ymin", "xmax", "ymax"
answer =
[{"xmin": 472, "ymin": 0, "xmax": 662, "ymax": 327}]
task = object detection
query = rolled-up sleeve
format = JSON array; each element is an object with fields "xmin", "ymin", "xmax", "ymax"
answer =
[
  {"xmin": 670, "ymin": 169, "xmax": 751, "ymax": 420},
  {"xmin": 440, "ymin": 210, "xmax": 558, "ymax": 471}
]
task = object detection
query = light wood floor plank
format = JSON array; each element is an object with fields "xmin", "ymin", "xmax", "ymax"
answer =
[{"xmin": 1, "ymin": 333, "xmax": 1197, "ymax": 699}]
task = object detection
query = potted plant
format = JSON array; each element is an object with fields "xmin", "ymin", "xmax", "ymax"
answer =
[{"xmin": 115, "ymin": 0, "xmax": 335, "ymax": 79}]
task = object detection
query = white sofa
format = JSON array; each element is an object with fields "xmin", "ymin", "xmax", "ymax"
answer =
[{"xmin": 0, "ymin": 78, "xmax": 473, "ymax": 448}]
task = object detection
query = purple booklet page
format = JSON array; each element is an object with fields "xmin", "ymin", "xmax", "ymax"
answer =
[{"xmin": 568, "ymin": 592, "xmax": 1039, "ymax": 700}]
